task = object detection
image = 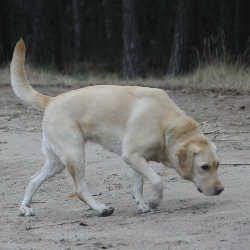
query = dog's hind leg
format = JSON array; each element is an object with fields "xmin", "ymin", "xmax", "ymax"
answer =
[
  {"xmin": 19, "ymin": 143, "xmax": 65, "ymax": 216},
  {"xmin": 47, "ymin": 122, "xmax": 114, "ymax": 217},
  {"xmin": 68, "ymin": 164, "xmax": 114, "ymax": 216},
  {"xmin": 66, "ymin": 146, "xmax": 114, "ymax": 217}
]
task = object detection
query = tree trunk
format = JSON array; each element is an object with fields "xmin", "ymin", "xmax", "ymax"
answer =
[
  {"xmin": 122, "ymin": 0, "xmax": 138, "ymax": 79},
  {"xmin": 31, "ymin": 1, "xmax": 43, "ymax": 63},
  {"xmin": 54, "ymin": 0, "xmax": 64, "ymax": 71},
  {"xmin": 72, "ymin": 0, "xmax": 81, "ymax": 61},
  {"xmin": 166, "ymin": 0, "xmax": 195, "ymax": 76},
  {"xmin": 233, "ymin": 0, "xmax": 250, "ymax": 55},
  {"xmin": 0, "ymin": 2, "xmax": 11, "ymax": 63}
]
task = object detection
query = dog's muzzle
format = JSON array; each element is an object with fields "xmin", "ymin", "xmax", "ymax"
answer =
[
  {"xmin": 197, "ymin": 186, "xmax": 224, "ymax": 195},
  {"xmin": 214, "ymin": 186, "xmax": 224, "ymax": 195}
]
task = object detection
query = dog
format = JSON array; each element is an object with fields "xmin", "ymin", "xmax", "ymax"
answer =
[{"xmin": 10, "ymin": 39, "xmax": 224, "ymax": 217}]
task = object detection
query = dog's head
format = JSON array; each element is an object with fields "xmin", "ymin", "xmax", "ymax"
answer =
[{"xmin": 175, "ymin": 135, "xmax": 224, "ymax": 196}]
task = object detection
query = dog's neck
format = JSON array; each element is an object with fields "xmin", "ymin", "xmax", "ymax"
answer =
[
  {"xmin": 166, "ymin": 114, "xmax": 199, "ymax": 141},
  {"xmin": 162, "ymin": 115, "xmax": 199, "ymax": 168}
]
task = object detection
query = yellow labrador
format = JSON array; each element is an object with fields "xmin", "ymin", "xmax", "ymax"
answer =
[{"xmin": 10, "ymin": 39, "xmax": 224, "ymax": 217}]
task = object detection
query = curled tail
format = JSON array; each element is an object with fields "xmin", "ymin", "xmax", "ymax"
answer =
[{"xmin": 10, "ymin": 39, "xmax": 53, "ymax": 110}]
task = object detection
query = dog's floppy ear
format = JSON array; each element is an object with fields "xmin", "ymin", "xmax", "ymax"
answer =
[{"xmin": 176, "ymin": 144, "xmax": 200, "ymax": 179}]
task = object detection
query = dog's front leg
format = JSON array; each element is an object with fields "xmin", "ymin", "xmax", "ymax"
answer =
[
  {"xmin": 123, "ymin": 153, "xmax": 163, "ymax": 212},
  {"xmin": 130, "ymin": 169, "xmax": 150, "ymax": 213}
]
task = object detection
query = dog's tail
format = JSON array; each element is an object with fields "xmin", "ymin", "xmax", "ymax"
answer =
[{"xmin": 10, "ymin": 39, "xmax": 53, "ymax": 110}]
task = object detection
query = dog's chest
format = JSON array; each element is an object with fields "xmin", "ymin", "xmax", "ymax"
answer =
[{"xmin": 87, "ymin": 126, "xmax": 123, "ymax": 155}]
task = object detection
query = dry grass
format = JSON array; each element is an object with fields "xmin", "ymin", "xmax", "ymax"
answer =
[
  {"xmin": 2, "ymin": 61, "xmax": 250, "ymax": 92},
  {"xmin": 180, "ymin": 62, "xmax": 250, "ymax": 91}
]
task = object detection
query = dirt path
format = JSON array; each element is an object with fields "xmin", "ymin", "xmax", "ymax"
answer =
[{"xmin": 1, "ymin": 86, "xmax": 250, "ymax": 250}]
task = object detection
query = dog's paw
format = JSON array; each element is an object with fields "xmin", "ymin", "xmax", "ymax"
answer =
[
  {"xmin": 98, "ymin": 207, "xmax": 114, "ymax": 217},
  {"xmin": 19, "ymin": 205, "xmax": 35, "ymax": 216},
  {"xmin": 136, "ymin": 202, "xmax": 151, "ymax": 214}
]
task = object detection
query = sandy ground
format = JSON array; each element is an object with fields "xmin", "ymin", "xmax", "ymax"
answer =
[{"xmin": 1, "ymin": 86, "xmax": 250, "ymax": 250}]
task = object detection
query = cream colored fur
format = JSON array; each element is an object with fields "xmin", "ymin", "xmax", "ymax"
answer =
[{"xmin": 10, "ymin": 39, "xmax": 224, "ymax": 217}]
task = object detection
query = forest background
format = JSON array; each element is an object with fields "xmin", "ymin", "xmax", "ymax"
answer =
[{"xmin": 1, "ymin": 0, "xmax": 250, "ymax": 90}]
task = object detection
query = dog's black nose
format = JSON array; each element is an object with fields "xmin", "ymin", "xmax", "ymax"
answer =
[
  {"xmin": 197, "ymin": 187, "xmax": 202, "ymax": 193},
  {"xmin": 215, "ymin": 186, "xmax": 224, "ymax": 195}
]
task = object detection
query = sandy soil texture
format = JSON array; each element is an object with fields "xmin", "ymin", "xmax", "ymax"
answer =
[{"xmin": 1, "ymin": 86, "xmax": 250, "ymax": 250}]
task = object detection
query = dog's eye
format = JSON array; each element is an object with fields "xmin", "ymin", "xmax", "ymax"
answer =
[{"xmin": 201, "ymin": 164, "xmax": 210, "ymax": 171}]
